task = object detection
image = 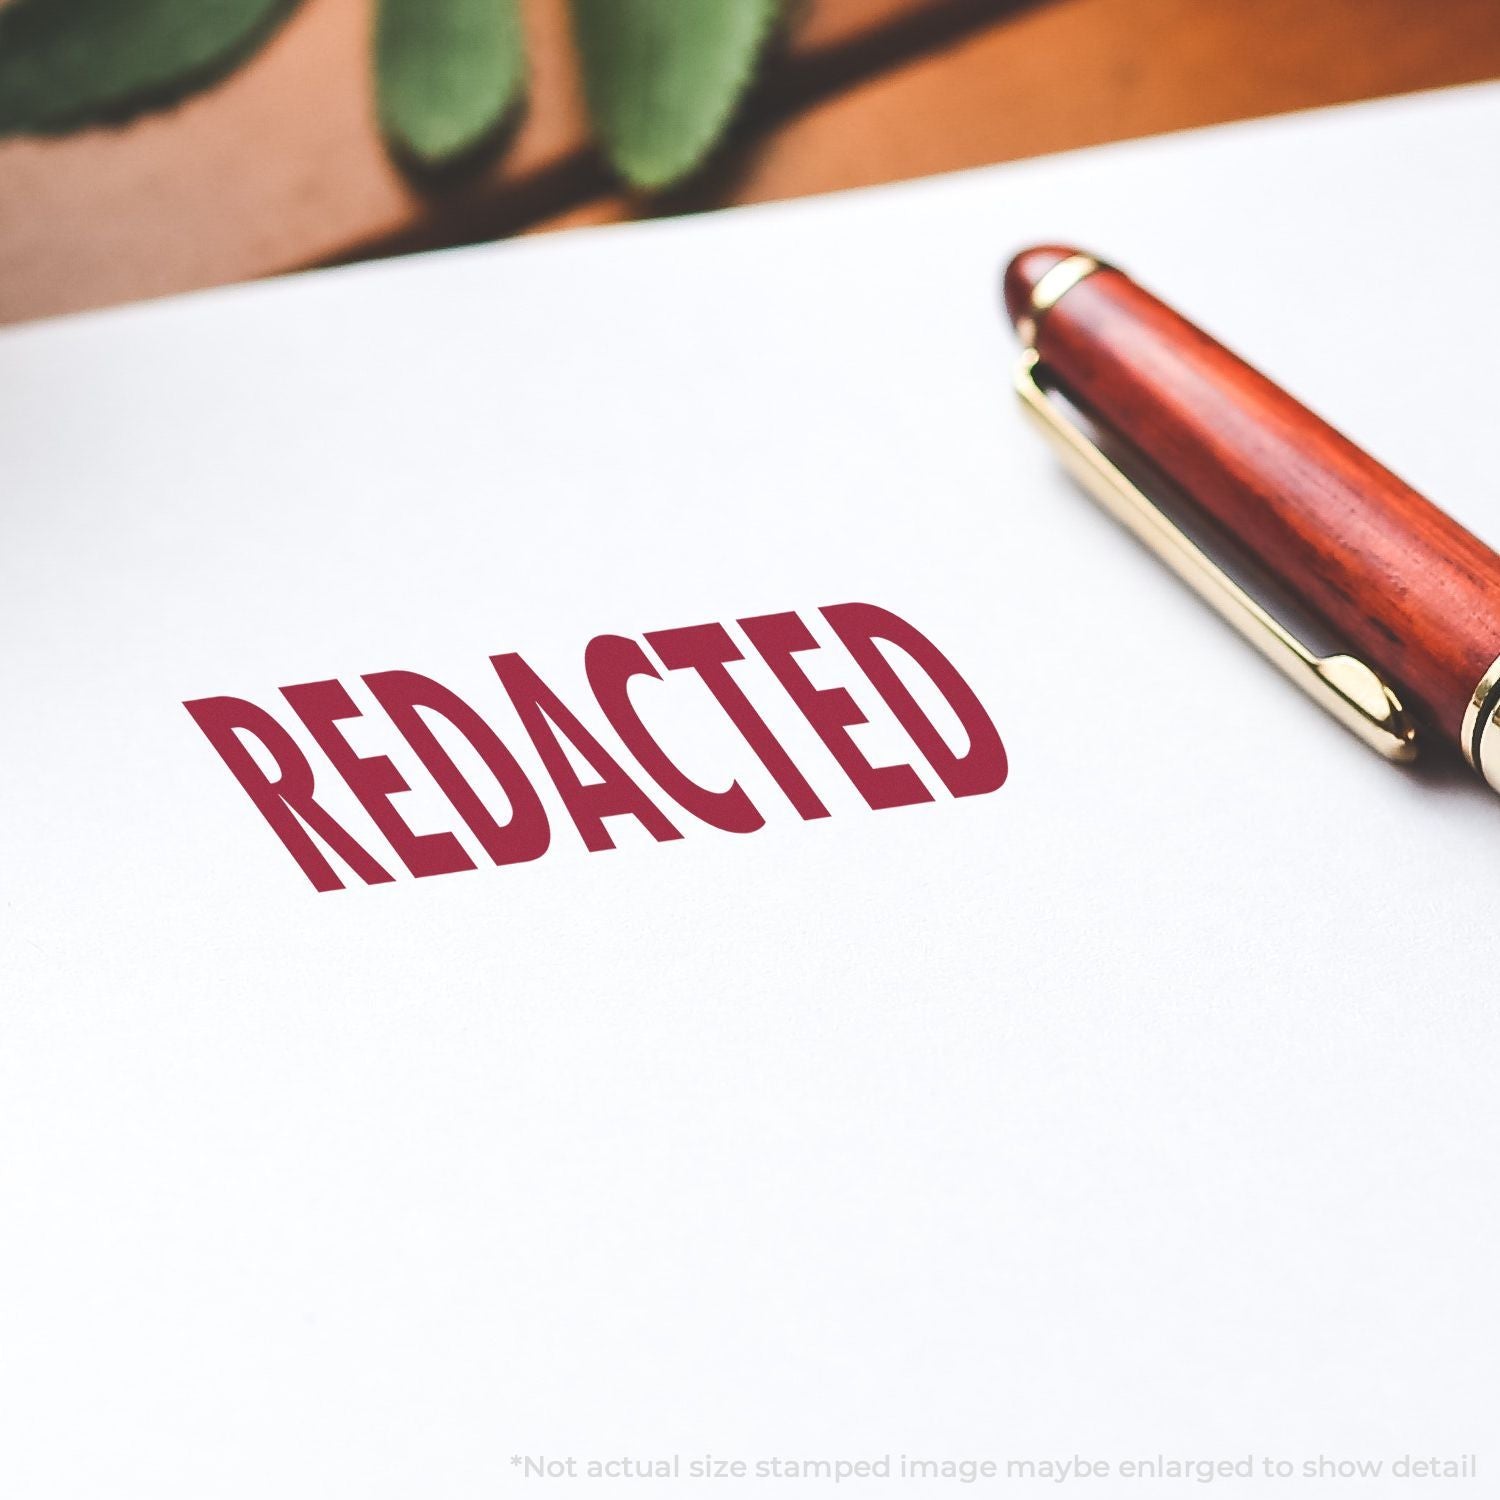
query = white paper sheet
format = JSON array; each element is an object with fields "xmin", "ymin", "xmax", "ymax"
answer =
[{"xmin": 3, "ymin": 83, "xmax": 1498, "ymax": 1499}]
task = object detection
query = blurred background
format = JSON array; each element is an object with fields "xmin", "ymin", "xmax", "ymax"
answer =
[{"xmin": 2, "ymin": 0, "xmax": 1498, "ymax": 327}]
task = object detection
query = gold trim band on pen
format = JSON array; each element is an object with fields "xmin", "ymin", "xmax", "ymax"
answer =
[
  {"xmin": 1015, "ymin": 253, "xmax": 1110, "ymax": 349},
  {"xmin": 1462, "ymin": 652, "xmax": 1500, "ymax": 792}
]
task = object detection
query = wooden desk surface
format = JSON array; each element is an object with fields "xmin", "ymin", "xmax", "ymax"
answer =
[{"xmin": 2, "ymin": 0, "xmax": 1497, "ymax": 326}]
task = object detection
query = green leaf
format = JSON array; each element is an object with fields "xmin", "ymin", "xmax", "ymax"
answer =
[
  {"xmin": 0, "ymin": 0, "xmax": 299, "ymax": 134},
  {"xmin": 570, "ymin": 0, "xmax": 781, "ymax": 191},
  {"xmin": 376, "ymin": 0, "xmax": 526, "ymax": 168}
]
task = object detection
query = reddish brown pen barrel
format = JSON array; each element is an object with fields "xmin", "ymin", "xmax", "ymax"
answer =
[{"xmin": 1004, "ymin": 243, "xmax": 1500, "ymax": 750}]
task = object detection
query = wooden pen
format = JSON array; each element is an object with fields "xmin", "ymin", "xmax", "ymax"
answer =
[{"xmin": 1004, "ymin": 243, "xmax": 1500, "ymax": 789}]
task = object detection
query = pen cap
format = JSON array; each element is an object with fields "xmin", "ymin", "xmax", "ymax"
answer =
[
  {"xmin": 1003, "ymin": 245, "xmax": 1079, "ymax": 331},
  {"xmin": 1004, "ymin": 243, "xmax": 1500, "ymax": 751}
]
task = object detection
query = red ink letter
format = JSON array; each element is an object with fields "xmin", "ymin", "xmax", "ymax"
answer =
[
  {"xmin": 184, "ymin": 695, "xmax": 392, "ymax": 892},
  {"xmin": 586, "ymin": 634, "xmax": 763, "ymax": 834},
  {"xmin": 283, "ymin": 679, "xmax": 473, "ymax": 880},
  {"xmin": 492, "ymin": 653, "xmax": 682, "ymax": 852},
  {"xmin": 363, "ymin": 671, "xmax": 551, "ymax": 866},
  {"xmin": 821, "ymin": 603, "xmax": 1007, "ymax": 797},
  {"xmin": 739, "ymin": 611, "xmax": 931, "ymax": 811},
  {"xmin": 645, "ymin": 622, "xmax": 828, "ymax": 820}
]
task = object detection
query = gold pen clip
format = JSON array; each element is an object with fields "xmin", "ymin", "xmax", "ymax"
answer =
[{"xmin": 1014, "ymin": 346, "xmax": 1419, "ymax": 762}]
